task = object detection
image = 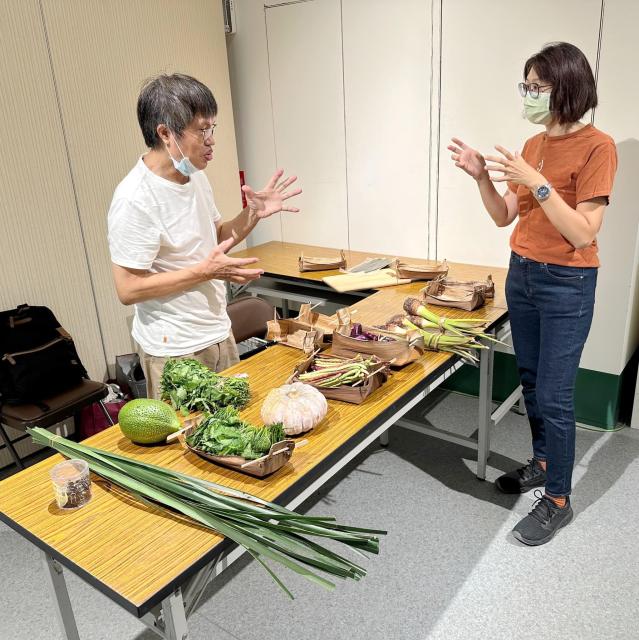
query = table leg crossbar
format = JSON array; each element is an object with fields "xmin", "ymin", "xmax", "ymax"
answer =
[{"xmin": 394, "ymin": 329, "xmax": 523, "ymax": 480}]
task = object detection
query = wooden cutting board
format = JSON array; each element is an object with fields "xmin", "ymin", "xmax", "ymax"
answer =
[{"xmin": 322, "ymin": 269, "xmax": 411, "ymax": 292}]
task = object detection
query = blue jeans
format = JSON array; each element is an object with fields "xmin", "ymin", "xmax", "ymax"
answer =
[{"xmin": 505, "ymin": 251, "xmax": 597, "ymax": 497}]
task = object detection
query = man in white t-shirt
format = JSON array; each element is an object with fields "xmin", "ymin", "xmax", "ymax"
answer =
[{"xmin": 108, "ymin": 74, "xmax": 301, "ymax": 398}]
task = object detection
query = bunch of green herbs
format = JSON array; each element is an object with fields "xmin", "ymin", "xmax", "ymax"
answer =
[
  {"xmin": 187, "ymin": 407, "xmax": 284, "ymax": 460},
  {"xmin": 160, "ymin": 358, "xmax": 250, "ymax": 415}
]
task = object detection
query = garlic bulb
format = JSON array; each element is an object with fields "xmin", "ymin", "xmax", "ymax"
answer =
[{"xmin": 261, "ymin": 382, "xmax": 328, "ymax": 436}]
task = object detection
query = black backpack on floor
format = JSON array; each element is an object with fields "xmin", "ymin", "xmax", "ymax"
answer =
[{"xmin": 0, "ymin": 304, "xmax": 88, "ymax": 405}]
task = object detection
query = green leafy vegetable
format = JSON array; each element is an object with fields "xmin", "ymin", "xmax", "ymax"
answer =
[
  {"xmin": 187, "ymin": 407, "xmax": 285, "ymax": 460},
  {"xmin": 160, "ymin": 358, "xmax": 250, "ymax": 415}
]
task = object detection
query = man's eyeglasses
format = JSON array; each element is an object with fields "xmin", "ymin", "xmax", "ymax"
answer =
[
  {"xmin": 518, "ymin": 82, "xmax": 552, "ymax": 99},
  {"xmin": 196, "ymin": 124, "xmax": 217, "ymax": 142}
]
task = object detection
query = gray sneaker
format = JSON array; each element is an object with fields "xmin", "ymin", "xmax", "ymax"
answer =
[
  {"xmin": 512, "ymin": 491, "xmax": 573, "ymax": 546},
  {"xmin": 495, "ymin": 458, "xmax": 546, "ymax": 494}
]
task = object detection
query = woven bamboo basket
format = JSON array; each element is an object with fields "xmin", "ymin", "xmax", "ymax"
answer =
[
  {"xmin": 421, "ymin": 274, "xmax": 494, "ymax": 311},
  {"xmin": 288, "ymin": 354, "xmax": 389, "ymax": 404},
  {"xmin": 175, "ymin": 421, "xmax": 296, "ymax": 478},
  {"xmin": 422, "ymin": 286, "xmax": 484, "ymax": 311},
  {"xmin": 266, "ymin": 304, "xmax": 345, "ymax": 352},
  {"xmin": 298, "ymin": 249, "xmax": 347, "ymax": 272},
  {"xmin": 266, "ymin": 318, "xmax": 322, "ymax": 353},
  {"xmin": 393, "ymin": 259, "xmax": 449, "ymax": 281},
  {"xmin": 331, "ymin": 325, "xmax": 423, "ymax": 367},
  {"xmin": 429, "ymin": 274, "xmax": 494, "ymax": 297}
]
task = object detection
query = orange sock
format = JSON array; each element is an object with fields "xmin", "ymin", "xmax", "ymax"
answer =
[{"xmin": 545, "ymin": 494, "xmax": 567, "ymax": 508}]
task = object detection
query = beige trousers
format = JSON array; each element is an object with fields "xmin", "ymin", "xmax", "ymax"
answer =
[{"xmin": 140, "ymin": 334, "xmax": 240, "ymax": 400}]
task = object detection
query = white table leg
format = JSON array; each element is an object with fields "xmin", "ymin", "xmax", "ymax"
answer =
[
  {"xmin": 162, "ymin": 588, "xmax": 189, "ymax": 640},
  {"xmin": 477, "ymin": 337, "xmax": 495, "ymax": 480},
  {"xmin": 379, "ymin": 430, "xmax": 389, "ymax": 446},
  {"xmin": 42, "ymin": 553, "xmax": 80, "ymax": 640}
]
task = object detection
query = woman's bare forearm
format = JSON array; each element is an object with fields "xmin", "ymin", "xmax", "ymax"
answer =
[{"xmin": 476, "ymin": 173, "xmax": 510, "ymax": 226}]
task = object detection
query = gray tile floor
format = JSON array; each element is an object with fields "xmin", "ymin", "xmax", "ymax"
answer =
[{"xmin": 2, "ymin": 389, "xmax": 639, "ymax": 640}]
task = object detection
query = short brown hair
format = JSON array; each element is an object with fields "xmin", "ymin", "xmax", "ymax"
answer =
[{"xmin": 524, "ymin": 42, "xmax": 598, "ymax": 125}]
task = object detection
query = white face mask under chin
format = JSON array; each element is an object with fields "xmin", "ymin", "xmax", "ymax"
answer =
[{"xmin": 167, "ymin": 135, "xmax": 201, "ymax": 177}]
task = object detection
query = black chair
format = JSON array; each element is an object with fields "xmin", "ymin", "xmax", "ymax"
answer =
[
  {"xmin": 226, "ymin": 295, "xmax": 276, "ymax": 358},
  {"xmin": 0, "ymin": 379, "xmax": 114, "ymax": 470}
]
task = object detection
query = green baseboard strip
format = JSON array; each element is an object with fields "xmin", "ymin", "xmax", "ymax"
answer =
[{"xmin": 441, "ymin": 352, "xmax": 636, "ymax": 430}]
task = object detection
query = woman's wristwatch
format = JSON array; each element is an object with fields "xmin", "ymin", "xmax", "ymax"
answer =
[{"xmin": 533, "ymin": 182, "xmax": 552, "ymax": 202}]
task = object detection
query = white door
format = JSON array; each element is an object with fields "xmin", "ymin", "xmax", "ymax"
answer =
[
  {"xmin": 266, "ymin": 0, "xmax": 349, "ymax": 248},
  {"xmin": 342, "ymin": 0, "xmax": 432, "ymax": 257}
]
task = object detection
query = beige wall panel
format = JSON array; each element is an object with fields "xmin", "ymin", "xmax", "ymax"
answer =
[
  {"xmin": 438, "ymin": 0, "xmax": 602, "ymax": 267},
  {"xmin": 227, "ymin": 1, "xmax": 282, "ymax": 248},
  {"xmin": 342, "ymin": 0, "xmax": 431, "ymax": 256},
  {"xmin": 265, "ymin": 0, "xmax": 349, "ymax": 248},
  {"xmin": 0, "ymin": 0, "xmax": 106, "ymax": 380},
  {"xmin": 40, "ymin": 0, "xmax": 241, "ymax": 369},
  {"xmin": 587, "ymin": 0, "xmax": 639, "ymax": 374}
]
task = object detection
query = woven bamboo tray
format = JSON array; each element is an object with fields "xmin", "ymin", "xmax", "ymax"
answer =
[
  {"xmin": 297, "ymin": 303, "xmax": 342, "ymax": 336},
  {"xmin": 298, "ymin": 249, "xmax": 347, "ymax": 272},
  {"xmin": 331, "ymin": 326, "xmax": 423, "ymax": 368},
  {"xmin": 393, "ymin": 259, "xmax": 449, "ymax": 281},
  {"xmin": 288, "ymin": 354, "xmax": 389, "ymax": 404},
  {"xmin": 265, "ymin": 304, "xmax": 339, "ymax": 352},
  {"xmin": 428, "ymin": 274, "xmax": 495, "ymax": 297},
  {"xmin": 266, "ymin": 318, "xmax": 322, "ymax": 353},
  {"xmin": 420, "ymin": 274, "xmax": 494, "ymax": 311},
  {"xmin": 175, "ymin": 422, "xmax": 296, "ymax": 478},
  {"xmin": 422, "ymin": 286, "xmax": 485, "ymax": 311}
]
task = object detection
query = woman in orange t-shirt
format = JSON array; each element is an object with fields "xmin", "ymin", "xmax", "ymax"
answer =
[{"xmin": 449, "ymin": 42, "xmax": 617, "ymax": 546}]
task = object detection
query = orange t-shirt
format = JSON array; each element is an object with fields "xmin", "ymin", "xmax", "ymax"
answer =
[{"xmin": 508, "ymin": 124, "xmax": 617, "ymax": 267}]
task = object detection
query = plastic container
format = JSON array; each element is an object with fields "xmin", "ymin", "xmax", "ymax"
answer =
[{"xmin": 49, "ymin": 459, "xmax": 92, "ymax": 509}]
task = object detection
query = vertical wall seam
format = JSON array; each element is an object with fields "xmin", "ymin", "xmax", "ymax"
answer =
[
  {"xmin": 592, "ymin": 0, "xmax": 605, "ymax": 125},
  {"xmin": 339, "ymin": 0, "xmax": 351, "ymax": 253},
  {"xmin": 427, "ymin": 0, "xmax": 442, "ymax": 260},
  {"xmin": 263, "ymin": 4, "xmax": 284, "ymax": 242},
  {"xmin": 37, "ymin": 0, "xmax": 109, "ymax": 372},
  {"xmin": 435, "ymin": 0, "xmax": 442, "ymax": 260}
]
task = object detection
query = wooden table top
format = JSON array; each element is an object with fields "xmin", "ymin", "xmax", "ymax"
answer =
[
  {"xmin": 0, "ymin": 259, "xmax": 509, "ymax": 617},
  {"xmin": 231, "ymin": 241, "xmax": 507, "ymax": 299}
]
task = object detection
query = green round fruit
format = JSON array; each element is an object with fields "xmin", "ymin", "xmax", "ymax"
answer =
[{"xmin": 118, "ymin": 399, "xmax": 181, "ymax": 444}]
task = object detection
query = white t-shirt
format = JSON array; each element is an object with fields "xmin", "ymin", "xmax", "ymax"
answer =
[{"xmin": 107, "ymin": 157, "xmax": 230, "ymax": 356}]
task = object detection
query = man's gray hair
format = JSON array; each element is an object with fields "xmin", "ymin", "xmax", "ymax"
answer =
[{"xmin": 137, "ymin": 74, "xmax": 218, "ymax": 148}]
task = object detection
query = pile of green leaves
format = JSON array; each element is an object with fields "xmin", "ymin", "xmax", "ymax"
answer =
[
  {"xmin": 186, "ymin": 407, "xmax": 285, "ymax": 460},
  {"xmin": 160, "ymin": 358, "xmax": 250, "ymax": 415}
]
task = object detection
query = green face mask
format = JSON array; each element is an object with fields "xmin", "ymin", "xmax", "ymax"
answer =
[{"xmin": 523, "ymin": 92, "xmax": 552, "ymax": 125}]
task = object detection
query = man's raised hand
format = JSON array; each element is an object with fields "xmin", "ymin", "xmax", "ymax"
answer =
[{"xmin": 195, "ymin": 237, "xmax": 264, "ymax": 284}]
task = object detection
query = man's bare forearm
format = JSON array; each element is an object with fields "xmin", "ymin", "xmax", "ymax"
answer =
[
  {"xmin": 113, "ymin": 266, "xmax": 205, "ymax": 305},
  {"xmin": 217, "ymin": 207, "xmax": 260, "ymax": 246}
]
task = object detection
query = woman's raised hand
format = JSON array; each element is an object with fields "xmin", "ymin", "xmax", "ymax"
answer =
[{"xmin": 448, "ymin": 138, "xmax": 487, "ymax": 181}]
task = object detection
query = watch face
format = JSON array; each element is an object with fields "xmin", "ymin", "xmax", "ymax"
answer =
[{"xmin": 537, "ymin": 185, "xmax": 550, "ymax": 199}]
